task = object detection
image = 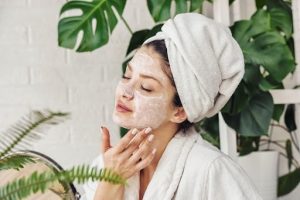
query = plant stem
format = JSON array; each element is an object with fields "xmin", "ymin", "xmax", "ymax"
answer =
[
  {"xmin": 270, "ymin": 123, "xmax": 290, "ymax": 132},
  {"xmin": 270, "ymin": 123, "xmax": 300, "ymax": 152},
  {"xmin": 277, "ymin": 151, "xmax": 299, "ymax": 168},
  {"xmin": 118, "ymin": 14, "xmax": 133, "ymax": 34},
  {"xmin": 260, "ymin": 140, "xmax": 300, "ymax": 167},
  {"xmin": 267, "ymin": 123, "xmax": 274, "ymax": 149},
  {"xmin": 260, "ymin": 139, "xmax": 286, "ymax": 150}
]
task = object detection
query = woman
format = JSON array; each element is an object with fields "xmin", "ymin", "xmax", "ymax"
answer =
[{"xmin": 83, "ymin": 13, "xmax": 262, "ymax": 200}]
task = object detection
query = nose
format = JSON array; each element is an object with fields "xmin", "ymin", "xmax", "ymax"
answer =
[{"xmin": 122, "ymin": 86, "xmax": 134, "ymax": 100}]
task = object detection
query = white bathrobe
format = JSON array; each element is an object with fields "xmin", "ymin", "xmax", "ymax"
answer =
[{"xmin": 82, "ymin": 127, "xmax": 262, "ymax": 200}]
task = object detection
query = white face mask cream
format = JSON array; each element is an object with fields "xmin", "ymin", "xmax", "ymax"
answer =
[
  {"xmin": 112, "ymin": 49, "xmax": 173, "ymax": 129},
  {"xmin": 113, "ymin": 81, "xmax": 169, "ymax": 129}
]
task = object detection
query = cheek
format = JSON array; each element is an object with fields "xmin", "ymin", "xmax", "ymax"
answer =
[{"xmin": 131, "ymin": 92, "xmax": 169, "ymax": 128}]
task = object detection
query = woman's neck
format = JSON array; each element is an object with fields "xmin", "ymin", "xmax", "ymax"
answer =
[{"xmin": 142, "ymin": 122, "xmax": 179, "ymax": 175}]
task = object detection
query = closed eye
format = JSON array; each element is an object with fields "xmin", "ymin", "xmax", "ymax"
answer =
[
  {"xmin": 122, "ymin": 75, "xmax": 153, "ymax": 92},
  {"xmin": 141, "ymin": 86, "xmax": 152, "ymax": 92},
  {"xmin": 122, "ymin": 75, "xmax": 130, "ymax": 79}
]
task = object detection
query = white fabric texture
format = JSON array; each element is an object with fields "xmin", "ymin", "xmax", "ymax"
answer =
[
  {"xmin": 82, "ymin": 127, "xmax": 262, "ymax": 200},
  {"xmin": 143, "ymin": 13, "xmax": 245, "ymax": 123}
]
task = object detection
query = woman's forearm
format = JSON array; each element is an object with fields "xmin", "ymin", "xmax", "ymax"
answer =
[{"xmin": 93, "ymin": 182, "xmax": 125, "ymax": 200}]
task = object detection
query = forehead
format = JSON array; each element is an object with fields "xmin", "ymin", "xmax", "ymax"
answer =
[{"xmin": 129, "ymin": 47, "xmax": 164, "ymax": 70}]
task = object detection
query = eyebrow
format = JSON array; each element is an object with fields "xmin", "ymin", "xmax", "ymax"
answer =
[{"xmin": 127, "ymin": 63, "xmax": 162, "ymax": 86}]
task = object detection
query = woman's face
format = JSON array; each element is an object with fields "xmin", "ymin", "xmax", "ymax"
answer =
[{"xmin": 112, "ymin": 46, "xmax": 176, "ymax": 130}]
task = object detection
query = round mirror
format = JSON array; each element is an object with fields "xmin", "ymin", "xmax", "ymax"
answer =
[{"xmin": 0, "ymin": 150, "xmax": 81, "ymax": 200}]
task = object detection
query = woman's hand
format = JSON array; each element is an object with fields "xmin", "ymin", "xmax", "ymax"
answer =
[{"xmin": 101, "ymin": 126, "xmax": 157, "ymax": 180}]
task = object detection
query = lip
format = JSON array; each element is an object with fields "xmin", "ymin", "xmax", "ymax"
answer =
[{"xmin": 116, "ymin": 101, "xmax": 132, "ymax": 113}]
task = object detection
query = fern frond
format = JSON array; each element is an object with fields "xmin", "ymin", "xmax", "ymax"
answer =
[
  {"xmin": 0, "ymin": 155, "xmax": 36, "ymax": 171},
  {"xmin": 0, "ymin": 110, "xmax": 69, "ymax": 157},
  {"xmin": 0, "ymin": 165, "xmax": 126, "ymax": 200}
]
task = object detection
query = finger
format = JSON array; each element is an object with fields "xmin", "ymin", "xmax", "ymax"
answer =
[
  {"xmin": 114, "ymin": 128, "xmax": 139, "ymax": 153},
  {"xmin": 122, "ymin": 128, "xmax": 152, "ymax": 156},
  {"xmin": 101, "ymin": 126, "xmax": 112, "ymax": 153},
  {"xmin": 135, "ymin": 148, "xmax": 157, "ymax": 171},
  {"xmin": 129, "ymin": 134, "xmax": 154, "ymax": 163}
]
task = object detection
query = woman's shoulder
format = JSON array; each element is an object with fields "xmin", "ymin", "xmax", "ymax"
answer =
[
  {"xmin": 187, "ymin": 133, "xmax": 226, "ymax": 167},
  {"xmin": 185, "ymin": 133, "xmax": 244, "ymax": 176},
  {"xmin": 185, "ymin": 134, "xmax": 262, "ymax": 199}
]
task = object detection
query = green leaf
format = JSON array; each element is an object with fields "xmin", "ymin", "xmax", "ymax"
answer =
[
  {"xmin": 284, "ymin": 104, "xmax": 297, "ymax": 132},
  {"xmin": 196, "ymin": 115, "xmax": 220, "ymax": 148},
  {"xmin": 259, "ymin": 75, "xmax": 284, "ymax": 91},
  {"xmin": 120, "ymin": 127, "xmax": 128, "ymax": 138},
  {"xmin": 256, "ymin": 0, "xmax": 267, "ymax": 8},
  {"xmin": 126, "ymin": 24, "xmax": 163, "ymax": 56},
  {"xmin": 147, "ymin": 0, "xmax": 172, "ymax": 22},
  {"xmin": 242, "ymin": 64, "xmax": 262, "ymax": 94},
  {"xmin": 267, "ymin": 0, "xmax": 293, "ymax": 39},
  {"xmin": 0, "ymin": 155, "xmax": 36, "ymax": 171},
  {"xmin": 58, "ymin": 0, "xmax": 126, "ymax": 52},
  {"xmin": 222, "ymin": 81, "xmax": 250, "ymax": 115},
  {"xmin": 223, "ymin": 92, "xmax": 274, "ymax": 136},
  {"xmin": 272, "ymin": 104, "xmax": 284, "ymax": 122},
  {"xmin": 285, "ymin": 139, "xmax": 293, "ymax": 171},
  {"xmin": 190, "ymin": 0, "xmax": 205, "ymax": 11},
  {"xmin": 231, "ymin": 9, "xmax": 295, "ymax": 82},
  {"xmin": 0, "ymin": 165, "xmax": 126, "ymax": 200},
  {"xmin": 278, "ymin": 167, "xmax": 300, "ymax": 196},
  {"xmin": 0, "ymin": 110, "xmax": 69, "ymax": 158},
  {"xmin": 147, "ymin": 0, "xmax": 205, "ymax": 22},
  {"xmin": 175, "ymin": 0, "xmax": 187, "ymax": 15},
  {"xmin": 238, "ymin": 136, "xmax": 260, "ymax": 156}
]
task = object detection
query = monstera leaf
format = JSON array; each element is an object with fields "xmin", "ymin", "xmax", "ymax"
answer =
[
  {"xmin": 58, "ymin": 0, "xmax": 126, "ymax": 52},
  {"xmin": 231, "ymin": 9, "xmax": 295, "ymax": 82},
  {"xmin": 267, "ymin": 0, "xmax": 293, "ymax": 39},
  {"xmin": 147, "ymin": 0, "xmax": 205, "ymax": 22},
  {"xmin": 126, "ymin": 24, "xmax": 163, "ymax": 56},
  {"xmin": 223, "ymin": 92, "xmax": 274, "ymax": 136},
  {"xmin": 122, "ymin": 24, "xmax": 163, "ymax": 72}
]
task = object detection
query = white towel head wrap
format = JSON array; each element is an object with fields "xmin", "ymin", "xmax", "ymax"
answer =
[{"xmin": 143, "ymin": 13, "xmax": 244, "ymax": 123}]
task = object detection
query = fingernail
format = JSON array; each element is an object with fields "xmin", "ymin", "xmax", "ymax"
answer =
[
  {"xmin": 100, "ymin": 126, "xmax": 104, "ymax": 133},
  {"xmin": 148, "ymin": 134, "xmax": 154, "ymax": 142},
  {"xmin": 144, "ymin": 127, "xmax": 152, "ymax": 134},
  {"xmin": 152, "ymin": 148, "xmax": 157, "ymax": 155},
  {"xmin": 131, "ymin": 128, "xmax": 138, "ymax": 135}
]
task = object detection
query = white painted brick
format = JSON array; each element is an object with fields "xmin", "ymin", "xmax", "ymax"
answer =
[
  {"xmin": 28, "ymin": 0, "xmax": 65, "ymax": 8},
  {"xmin": 34, "ymin": 122, "xmax": 71, "ymax": 144},
  {"xmin": 0, "ymin": 26, "xmax": 28, "ymax": 45},
  {"xmin": 0, "ymin": 7, "xmax": 60, "ymax": 28},
  {"xmin": 30, "ymin": 67, "xmax": 66, "ymax": 85},
  {"xmin": 0, "ymin": 45, "xmax": 66, "ymax": 66},
  {"xmin": 0, "ymin": 84, "xmax": 68, "ymax": 107},
  {"xmin": 31, "ymin": 142, "xmax": 101, "ymax": 167},
  {"xmin": 68, "ymin": 84, "xmax": 116, "ymax": 105},
  {"xmin": 0, "ymin": 0, "xmax": 27, "ymax": 7},
  {"xmin": 52, "ymin": 65, "xmax": 105, "ymax": 86},
  {"xmin": 68, "ymin": 105, "xmax": 105, "ymax": 128},
  {"xmin": 0, "ymin": 105, "xmax": 30, "ymax": 133},
  {"xmin": 70, "ymin": 124, "xmax": 100, "ymax": 144},
  {"xmin": 0, "ymin": 66, "xmax": 29, "ymax": 85},
  {"xmin": 28, "ymin": 26, "xmax": 58, "ymax": 45}
]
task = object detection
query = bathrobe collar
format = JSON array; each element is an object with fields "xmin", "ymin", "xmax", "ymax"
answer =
[{"xmin": 124, "ymin": 127, "xmax": 201, "ymax": 200}]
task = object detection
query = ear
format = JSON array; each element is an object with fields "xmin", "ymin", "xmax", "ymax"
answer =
[{"xmin": 170, "ymin": 107, "xmax": 187, "ymax": 124}]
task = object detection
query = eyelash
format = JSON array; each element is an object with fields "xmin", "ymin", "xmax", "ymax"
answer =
[{"xmin": 121, "ymin": 75, "xmax": 152, "ymax": 92}]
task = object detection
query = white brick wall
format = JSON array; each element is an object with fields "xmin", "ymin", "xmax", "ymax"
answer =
[{"xmin": 0, "ymin": 0, "xmax": 154, "ymax": 169}]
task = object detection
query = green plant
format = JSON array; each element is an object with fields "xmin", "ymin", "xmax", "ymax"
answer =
[
  {"xmin": 0, "ymin": 110, "xmax": 126, "ymax": 200},
  {"xmin": 57, "ymin": 0, "xmax": 299, "ymax": 196}
]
